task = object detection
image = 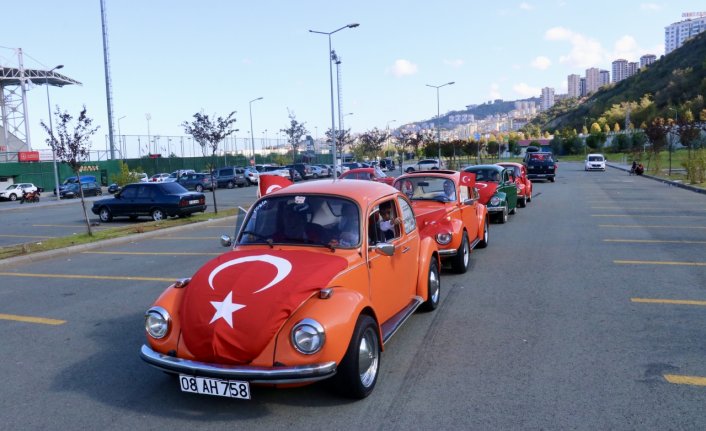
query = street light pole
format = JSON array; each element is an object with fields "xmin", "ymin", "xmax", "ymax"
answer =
[
  {"xmin": 45, "ymin": 65, "xmax": 64, "ymax": 200},
  {"xmin": 249, "ymin": 97, "xmax": 263, "ymax": 166},
  {"xmin": 426, "ymin": 81, "xmax": 455, "ymax": 162},
  {"xmin": 117, "ymin": 115, "xmax": 126, "ymax": 158},
  {"xmin": 309, "ymin": 23, "xmax": 359, "ymax": 179},
  {"xmin": 145, "ymin": 113, "xmax": 151, "ymax": 154}
]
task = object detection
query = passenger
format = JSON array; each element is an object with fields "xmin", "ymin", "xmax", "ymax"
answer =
[
  {"xmin": 443, "ymin": 180, "xmax": 456, "ymax": 201},
  {"xmin": 378, "ymin": 203, "xmax": 401, "ymax": 240},
  {"xmin": 336, "ymin": 203, "xmax": 360, "ymax": 246},
  {"xmin": 630, "ymin": 161, "xmax": 637, "ymax": 175}
]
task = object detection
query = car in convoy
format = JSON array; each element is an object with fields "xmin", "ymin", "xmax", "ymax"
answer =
[
  {"xmin": 497, "ymin": 162, "xmax": 533, "ymax": 208},
  {"xmin": 585, "ymin": 153, "xmax": 606, "ymax": 171},
  {"xmin": 177, "ymin": 173, "xmax": 216, "ymax": 192},
  {"xmin": 524, "ymin": 152, "xmax": 556, "ymax": 182},
  {"xmin": 139, "ymin": 178, "xmax": 441, "ymax": 400},
  {"xmin": 339, "ymin": 167, "xmax": 394, "ymax": 185},
  {"xmin": 393, "ymin": 170, "xmax": 489, "ymax": 273},
  {"xmin": 463, "ymin": 165, "xmax": 518, "ymax": 223},
  {"xmin": 91, "ymin": 182, "xmax": 206, "ymax": 222},
  {"xmin": 212, "ymin": 166, "xmax": 248, "ymax": 189},
  {"xmin": 243, "ymin": 167, "xmax": 260, "ymax": 185},
  {"xmin": 58, "ymin": 181, "xmax": 103, "ymax": 199},
  {"xmin": 404, "ymin": 158, "xmax": 445, "ymax": 173},
  {"xmin": 0, "ymin": 183, "xmax": 38, "ymax": 201}
]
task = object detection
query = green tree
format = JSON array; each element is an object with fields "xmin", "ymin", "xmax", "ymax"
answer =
[
  {"xmin": 280, "ymin": 110, "xmax": 308, "ymax": 162},
  {"xmin": 358, "ymin": 128, "xmax": 388, "ymax": 159},
  {"xmin": 110, "ymin": 161, "xmax": 141, "ymax": 186},
  {"xmin": 41, "ymin": 106, "xmax": 99, "ymax": 236}
]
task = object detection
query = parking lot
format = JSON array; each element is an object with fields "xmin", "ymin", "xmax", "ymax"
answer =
[{"xmin": 1, "ymin": 164, "xmax": 706, "ymax": 430}]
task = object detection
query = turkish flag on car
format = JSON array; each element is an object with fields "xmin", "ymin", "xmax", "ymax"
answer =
[
  {"xmin": 258, "ymin": 175, "xmax": 292, "ymax": 198},
  {"xmin": 459, "ymin": 172, "xmax": 476, "ymax": 188},
  {"xmin": 179, "ymin": 249, "xmax": 348, "ymax": 364}
]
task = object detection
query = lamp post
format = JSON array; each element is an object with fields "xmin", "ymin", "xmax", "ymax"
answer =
[
  {"xmin": 46, "ymin": 65, "xmax": 64, "ymax": 200},
  {"xmin": 145, "ymin": 113, "xmax": 151, "ymax": 154},
  {"xmin": 249, "ymin": 97, "xmax": 263, "ymax": 166},
  {"xmin": 117, "ymin": 115, "xmax": 126, "ymax": 158},
  {"xmin": 426, "ymin": 81, "xmax": 454, "ymax": 162},
  {"xmin": 309, "ymin": 23, "xmax": 359, "ymax": 179}
]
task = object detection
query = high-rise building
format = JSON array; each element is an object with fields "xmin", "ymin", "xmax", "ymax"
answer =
[
  {"xmin": 640, "ymin": 54, "xmax": 657, "ymax": 68},
  {"xmin": 612, "ymin": 59, "xmax": 628, "ymax": 83},
  {"xmin": 600, "ymin": 70, "xmax": 610, "ymax": 86},
  {"xmin": 585, "ymin": 68, "xmax": 601, "ymax": 94},
  {"xmin": 567, "ymin": 74, "xmax": 581, "ymax": 98},
  {"xmin": 579, "ymin": 77, "xmax": 586, "ymax": 97},
  {"xmin": 665, "ymin": 13, "xmax": 706, "ymax": 54},
  {"xmin": 540, "ymin": 87, "xmax": 555, "ymax": 110},
  {"xmin": 627, "ymin": 62, "xmax": 639, "ymax": 77}
]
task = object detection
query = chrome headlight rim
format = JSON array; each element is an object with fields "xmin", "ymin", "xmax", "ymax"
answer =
[
  {"xmin": 145, "ymin": 306, "xmax": 171, "ymax": 339},
  {"xmin": 436, "ymin": 232, "xmax": 453, "ymax": 245},
  {"xmin": 291, "ymin": 318, "xmax": 326, "ymax": 355},
  {"xmin": 489, "ymin": 196, "xmax": 502, "ymax": 206}
]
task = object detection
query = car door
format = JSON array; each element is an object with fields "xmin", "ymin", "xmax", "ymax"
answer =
[
  {"xmin": 113, "ymin": 185, "xmax": 137, "ymax": 216},
  {"xmin": 367, "ymin": 198, "xmax": 417, "ymax": 323},
  {"xmin": 501, "ymin": 169, "xmax": 518, "ymax": 210}
]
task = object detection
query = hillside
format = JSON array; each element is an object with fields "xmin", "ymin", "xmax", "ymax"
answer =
[
  {"xmin": 536, "ymin": 31, "xmax": 706, "ymax": 131},
  {"xmin": 409, "ymin": 97, "xmax": 540, "ymax": 129}
]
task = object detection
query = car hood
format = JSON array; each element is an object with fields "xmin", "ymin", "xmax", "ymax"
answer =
[
  {"xmin": 179, "ymin": 249, "xmax": 348, "ymax": 365},
  {"xmin": 410, "ymin": 202, "xmax": 452, "ymax": 237},
  {"xmin": 474, "ymin": 182, "xmax": 498, "ymax": 205}
]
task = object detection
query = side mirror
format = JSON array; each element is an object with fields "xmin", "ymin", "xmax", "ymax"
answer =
[
  {"xmin": 220, "ymin": 235, "xmax": 233, "ymax": 248},
  {"xmin": 463, "ymin": 198, "xmax": 475, "ymax": 205},
  {"xmin": 372, "ymin": 242, "xmax": 395, "ymax": 256}
]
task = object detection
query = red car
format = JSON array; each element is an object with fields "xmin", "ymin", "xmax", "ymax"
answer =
[
  {"xmin": 497, "ymin": 162, "xmax": 533, "ymax": 207},
  {"xmin": 339, "ymin": 167, "xmax": 394, "ymax": 185}
]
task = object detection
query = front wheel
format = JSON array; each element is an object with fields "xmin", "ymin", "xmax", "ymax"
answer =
[
  {"xmin": 498, "ymin": 204, "xmax": 508, "ymax": 224},
  {"xmin": 518, "ymin": 195, "xmax": 527, "ymax": 208},
  {"xmin": 151, "ymin": 208, "xmax": 165, "ymax": 221},
  {"xmin": 9, "ymin": 193, "xmax": 17, "ymax": 201},
  {"xmin": 451, "ymin": 233, "xmax": 470, "ymax": 274},
  {"xmin": 335, "ymin": 315, "xmax": 380, "ymax": 399},
  {"xmin": 477, "ymin": 217, "xmax": 489, "ymax": 249},
  {"xmin": 549, "ymin": 176, "xmax": 555, "ymax": 183},
  {"xmin": 406, "ymin": 167, "xmax": 414, "ymax": 173},
  {"xmin": 227, "ymin": 181, "xmax": 234, "ymax": 189},
  {"xmin": 195, "ymin": 185, "xmax": 204, "ymax": 192},
  {"xmin": 420, "ymin": 259, "xmax": 440, "ymax": 311},
  {"xmin": 99, "ymin": 207, "xmax": 113, "ymax": 222}
]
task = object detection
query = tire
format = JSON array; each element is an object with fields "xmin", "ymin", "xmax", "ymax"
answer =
[
  {"xmin": 195, "ymin": 185, "xmax": 204, "ymax": 192},
  {"xmin": 9, "ymin": 193, "xmax": 17, "ymax": 201},
  {"xmin": 227, "ymin": 181, "xmax": 234, "ymax": 189},
  {"xmin": 406, "ymin": 167, "xmax": 414, "ymax": 173},
  {"xmin": 97, "ymin": 190, "xmax": 102, "ymax": 196},
  {"xmin": 476, "ymin": 217, "xmax": 489, "ymax": 249},
  {"xmin": 498, "ymin": 204, "xmax": 508, "ymax": 224},
  {"xmin": 451, "ymin": 233, "xmax": 470, "ymax": 274},
  {"xmin": 549, "ymin": 176, "xmax": 555, "ymax": 183},
  {"xmin": 527, "ymin": 191, "xmax": 532, "ymax": 203},
  {"xmin": 151, "ymin": 208, "xmax": 165, "ymax": 221},
  {"xmin": 518, "ymin": 195, "xmax": 527, "ymax": 208},
  {"xmin": 335, "ymin": 315, "xmax": 380, "ymax": 399},
  {"xmin": 99, "ymin": 207, "xmax": 113, "ymax": 222},
  {"xmin": 313, "ymin": 173, "xmax": 319, "ymax": 179},
  {"xmin": 509, "ymin": 203, "xmax": 516, "ymax": 215},
  {"xmin": 420, "ymin": 259, "xmax": 441, "ymax": 311}
]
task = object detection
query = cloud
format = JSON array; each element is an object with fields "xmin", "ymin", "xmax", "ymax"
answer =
[
  {"xmin": 444, "ymin": 59, "xmax": 464, "ymax": 68},
  {"xmin": 612, "ymin": 35, "xmax": 641, "ymax": 59},
  {"xmin": 242, "ymin": 58, "xmax": 253, "ymax": 65},
  {"xmin": 388, "ymin": 59, "xmax": 418, "ymax": 77},
  {"xmin": 544, "ymin": 26, "xmax": 605, "ymax": 68},
  {"xmin": 489, "ymin": 83, "xmax": 502, "ymax": 99},
  {"xmin": 640, "ymin": 3, "xmax": 661, "ymax": 11},
  {"xmin": 513, "ymin": 83, "xmax": 540, "ymax": 97},
  {"xmin": 519, "ymin": 2, "xmax": 533, "ymax": 10},
  {"xmin": 531, "ymin": 56, "xmax": 551, "ymax": 70}
]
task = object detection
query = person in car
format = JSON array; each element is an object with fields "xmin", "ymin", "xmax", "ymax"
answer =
[
  {"xmin": 443, "ymin": 180, "xmax": 457, "ymax": 201},
  {"xmin": 336, "ymin": 203, "xmax": 360, "ymax": 246},
  {"xmin": 378, "ymin": 203, "xmax": 401, "ymax": 240}
]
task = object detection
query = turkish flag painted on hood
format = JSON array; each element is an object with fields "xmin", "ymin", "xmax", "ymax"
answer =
[{"xmin": 180, "ymin": 249, "xmax": 348, "ymax": 364}]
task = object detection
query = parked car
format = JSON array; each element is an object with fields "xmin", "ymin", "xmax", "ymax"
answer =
[
  {"xmin": 244, "ymin": 167, "xmax": 260, "ymax": 185},
  {"xmin": 177, "ymin": 173, "xmax": 215, "ymax": 192},
  {"xmin": 380, "ymin": 158, "xmax": 396, "ymax": 171},
  {"xmin": 340, "ymin": 167, "xmax": 394, "ymax": 185},
  {"xmin": 213, "ymin": 166, "xmax": 248, "ymax": 189},
  {"xmin": 262, "ymin": 165, "xmax": 300, "ymax": 180},
  {"xmin": 139, "ymin": 179, "xmax": 441, "ymax": 400},
  {"xmin": 55, "ymin": 175, "xmax": 97, "ymax": 196},
  {"xmin": 463, "ymin": 165, "xmax": 518, "ymax": 223},
  {"xmin": 497, "ymin": 162, "xmax": 533, "ymax": 207},
  {"xmin": 394, "ymin": 170, "xmax": 489, "ymax": 273},
  {"xmin": 585, "ymin": 153, "xmax": 606, "ymax": 171},
  {"xmin": 135, "ymin": 172, "xmax": 149, "ymax": 182},
  {"xmin": 290, "ymin": 163, "xmax": 313, "ymax": 180},
  {"xmin": 59, "ymin": 181, "xmax": 103, "ymax": 199},
  {"xmin": 404, "ymin": 158, "xmax": 445, "ymax": 173},
  {"xmin": 150, "ymin": 173, "xmax": 170, "ymax": 182},
  {"xmin": 524, "ymin": 152, "xmax": 556, "ymax": 182},
  {"xmin": 0, "ymin": 183, "xmax": 37, "ymax": 201},
  {"xmin": 108, "ymin": 183, "xmax": 122, "ymax": 194},
  {"xmin": 91, "ymin": 182, "xmax": 207, "ymax": 222},
  {"xmin": 309, "ymin": 165, "xmax": 330, "ymax": 178}
]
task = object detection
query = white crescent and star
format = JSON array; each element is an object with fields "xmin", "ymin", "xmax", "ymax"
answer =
[
  {"xmin": 266, "ymin": 184, "xmax": 283, "ymax": 194},
  {"xmin": 207, "ymin": 254, "xmax": 293, "ymax": 327}
]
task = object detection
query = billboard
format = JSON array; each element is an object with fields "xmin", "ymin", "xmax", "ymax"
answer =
[{"xmin": 18, "ymin": 151, "xmax": 40, "ymax": 162}]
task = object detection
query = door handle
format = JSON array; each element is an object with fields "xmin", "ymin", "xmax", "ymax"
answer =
[{"xmin": 402, "ymin": 247, "xmax": 410, "ymax": 254}]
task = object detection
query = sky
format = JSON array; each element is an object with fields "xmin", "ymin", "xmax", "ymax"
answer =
[{"xmin": 2, "ymin": 0, "xmax": 704, "ymax": 157}]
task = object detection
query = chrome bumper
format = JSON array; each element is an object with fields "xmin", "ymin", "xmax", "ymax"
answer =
[
  {"xmin": 487, "ymin": 206, "xmax": 504, "ymax": 213},
  {"xmin": 140, "ymin": 344, "xmax": 336, "ymax": 384},
  {"xmin": 438, "ymin": 248, "xmax": 457, "ymax": 256}
]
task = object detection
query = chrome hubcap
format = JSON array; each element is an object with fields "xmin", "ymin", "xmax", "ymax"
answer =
[
  {"xmin": 429, "ymin": 266, "xmax": 440, "ymax": 303},
  {"xmin": 358, "ymin": 328, "xmax": 379, "ymax": 388}
]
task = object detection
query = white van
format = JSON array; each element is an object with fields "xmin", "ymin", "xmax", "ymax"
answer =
[{"xmin": 585, "ymin": 154, "xmax": 606, "ymax": 171}]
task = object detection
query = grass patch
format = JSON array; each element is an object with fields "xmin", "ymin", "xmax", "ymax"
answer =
[{"xmin": 0, "ymin": 209, "xmax": 236, "ymax": 261}]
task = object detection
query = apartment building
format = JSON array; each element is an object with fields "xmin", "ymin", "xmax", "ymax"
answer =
[
  {"xmin": 665, "ymin": 13, "xmax": 706, "ymax": 54},
  {"xmin": 640, "ymin": 54, "xmax": 657, "ymax": 68},
  {"xmin": 540, "ymin": 87, "xmax": 555, "ymax": 110},
  {"xmin": 612, "ymin": 59, "xmax": 628, "ymax": 83},
  {"xmin": 585, "ymin": 68, "xmax": 601, "ymax": 94},
  {"xmin": 567, "ymin": 74, "xmax": 581, "ymax": 98}
]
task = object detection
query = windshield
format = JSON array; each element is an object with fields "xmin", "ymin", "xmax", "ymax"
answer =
[
  {"xmin": 394, "ymin": 177, "xmax": 456, "ymax": 202},
  {"xmin": 464, "ymin": 168, "xmax": 500, "ymax": 182},
  {"xmin": 238, "ymin": 195, "xmax": 360, "ymax": 248},
  {"xmin": 5, "ymin": 184, "xmax": 19, "ymax": 190},
  {"xmin": 588, "ymin": 156, "xmax": 604, "ymax": 161}
]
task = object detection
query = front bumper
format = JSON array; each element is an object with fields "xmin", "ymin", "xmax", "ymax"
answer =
[
  {"xmin": 487, "ymin": 206, "xmax": 505, "ymax": 213},
  {"xmin": 140, "ymin": 345, "xmax": 337, "ymax": 384}
]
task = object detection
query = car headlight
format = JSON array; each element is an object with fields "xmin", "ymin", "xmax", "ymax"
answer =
[
  {"xmin": 436, "ymin": 233, "xmax": 452, "ymax": 245},
  {"xmin": 291, "ymin": 319, "xmax": 325, "ymax": 354},
  {"xmin": 490, "ymin": 196, "xmax": 502, "ymax": 206},
  {"xmin": 145, "ymin": 306, "xmax": 171, "ymax": 339}
]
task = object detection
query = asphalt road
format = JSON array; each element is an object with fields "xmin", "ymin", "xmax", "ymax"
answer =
[{"xmin": 1, "ymin": 164, "xmax": 706, "ymax": 430}]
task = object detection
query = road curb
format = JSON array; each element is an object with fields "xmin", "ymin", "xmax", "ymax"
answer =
[
  {"xmin": 0, "ymin": 215, "xmax": 236, "ymax": 269},
  {"xmin": 607, "ymin": 163, "xmax": 706, "ymax": 195}
]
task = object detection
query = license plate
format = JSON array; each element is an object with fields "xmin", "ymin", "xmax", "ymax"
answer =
[
  {"xmin": 179, "ymin": 375, "xmax": 251, "ymax": 400},
  {"xmin": 188, "ymin": 199, "xmax": 199, "ymax": 205}
]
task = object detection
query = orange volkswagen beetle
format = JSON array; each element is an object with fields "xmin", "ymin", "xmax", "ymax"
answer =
[
  {"xmin": 393, "ymin": 170, "xmax": 489, "ymax": 273},
  {"xmin": 140, "ymin": 179, "xmax": 440, "ymax": 399}
]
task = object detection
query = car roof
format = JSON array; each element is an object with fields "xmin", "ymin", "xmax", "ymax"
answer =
[
  {"xmin": 465, "ymin": 164, "xmax": 504, "ymax": 172},
  {"xmin": 268, "ymin": 179, "xmax": 398, "ymax": 206},
  {"xmin": 342, "ymin": 168, "xmax": 375, "ymax": 174},
  {"xmin": 497, "ymin": 162, "xmax": 523, "ymax": 168},
  {"xmin": 397, "ymin": 170, "xmax": 458, "ymax": 180}
]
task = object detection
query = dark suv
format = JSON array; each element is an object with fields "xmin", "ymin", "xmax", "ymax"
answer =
[
  {"xmin": 60, "ymin": 181, "xmax": 103, "ymax": 199},
  {"xmin": 213, "ymin": 166, "xmax": 248, "ymax": 188},
  {"xmin": 177, "ymin": 173, "xmax": 215, "ymax": 192},
  {"xmin": 524, "ymin": 152, "xmax": 556, "ymax": 182},
  {"xmin": 290, "ymin": 163, "xmax": 313, "ymax": 180}
]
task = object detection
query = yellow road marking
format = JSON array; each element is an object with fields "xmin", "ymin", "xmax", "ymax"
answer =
[
  {"xmin": 615, "ymin": 260, "xmax": 706, "ymax": 267},
  {"xmin": 154, "ymin": 236, "xmax": 220, "ymax": 240},
  {"xmin": 0, "ymin": 234, "xmax": 55, "ymax": 238},
  {"xmin": 0, "ymin": 272, "xmax": 176, "ymax": 282},
  {"xmin": 664, "ymin": 374, "xmax": 706, "ymax": 386},
  {"xmin": 600, "ymin": 225, "xmax": 706, "ymax": 229},
  {"xmin": 604, "ymin": 239, "xmax": 706, "ymax": 244},
  {"xmin": 631, "ymin": 298, "xmax": 706, "ymax": 306},
  {"xmin": 592, "ymin": 206, "xmax": 706, "ymax": 210},
  {"xmin": 0, "ymin": 313, "xmax": 66, "ymax": 325},
  {"xmin": 83, "ymin": 251, "xmax": 220, "ymax": 256},
  {"xmin": 593, "ymin": 214, "xmax": 706, "ymax": 219}
]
